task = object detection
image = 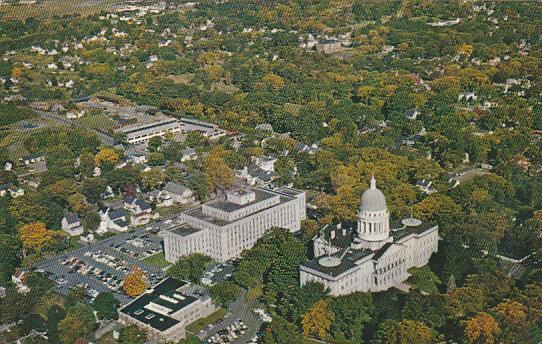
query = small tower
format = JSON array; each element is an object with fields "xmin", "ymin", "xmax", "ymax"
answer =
[{"xmin": 354, "ymin": 175, "xmax": 392, "ymax": 250}]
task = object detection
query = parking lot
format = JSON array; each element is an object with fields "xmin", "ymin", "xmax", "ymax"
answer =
[
  {"xmin": 201, "ymin": 260, "xmax": 237, "ymax": 287},
  {"xmin": 37, "ymin": 218, "xmax": 183, "ymax": 304}
]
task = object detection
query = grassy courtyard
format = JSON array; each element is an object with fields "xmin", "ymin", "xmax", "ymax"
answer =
[{"xmin": 142, "ymin": 252, "xmax": 171, "ymax": 270}]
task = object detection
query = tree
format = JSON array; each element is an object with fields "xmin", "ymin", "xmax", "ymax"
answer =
[
  {"xmin": 204, "ymin": 146, "xmax": 235, "ymax": 192},
  {"xmin": 445, "ymin": 287, "xmax": 486, "ymax": 320},
  {"xmin": 263, "ymin": 316, "xmax": 302, "ymax": 344},
  {"xmin": 407, "ymin": 266, "xmax": 441, "ymax": 294},
  {"xmin": 330, "ymin": 292, "xmax": 374, "ymax": 341},
  {"xmin": 118, "ymin": 325, "xmax": 147, "ymax": 344},
  {"xmin": 0, "ymin": 234, "xmax": 20, "ymax": 284},
  {"xmin": 57, "ymin": 304, "xmax": 96, "ymax": 344},
  {"xmin": 210, "ymin": 281, "xmax": 242, "ymax": 307},
  {"xmin": 79, "ymin": 149, "xmax": 96, "ymax": 178},
  {"xmin": 93, "ymin": 293, "xmax": 120, "ymax": 320},
  {"xmin": 122, "ymin": 268, "xmax": 147, "ymax": 297},
  {"xmin": 95, "ymin": 148, "xmax": 119, "ymax": 166},
  {"xmin": 373, "ymin": 319, "xmax": 436, "ymax": 344},
  {"xmin": 166, "ymin": 254, "xmax": 212, "ymax": 283},
  {"xmin": 140, "ymin": 167, "xmax": 167, "ymax": 190},
  {"xmin": 402, "ymin": 293, "xmax": 446, "ymax": 329},
  {"xmin": 302, "ymin": 300, "xmax": 334, "ymax": 339},
  {"xmin": 464, "ymin": 312, "xmax": 501, "ymax": 344},
  {"xmin": 18, "ymin": 222, "xmax": 55, "ymax": 256}
]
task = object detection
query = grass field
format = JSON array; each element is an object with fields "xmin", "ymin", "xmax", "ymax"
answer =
[
  {"xmin": 75, "ymin": 114, "xmax": 117, "ymax": 132},
  {"xmin": 186, "ymin": 308, "xmax": 226, "ymax": 334},
  {"xmin": 0, "ymin": 0, "xmax": 119, "ymax": 21},
  {"xmin": 142, "ymin": 252, "xmax": 171, "ymax": 269}
]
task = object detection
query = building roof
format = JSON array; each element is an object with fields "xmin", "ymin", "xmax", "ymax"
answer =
[
  {"xmin": 183, "ymin": 187, "xmax": 298, "ymax": 227},
  {"xmin": 302, "ymin": 219, "xmax": 437, "ymax": 278},
  {"xmin": 360, "ymin": 176, "xmax": 387, "ymax": 212},
  {"xmin": 119, "ymin": 278, "xmax": 197, "ymax": 332},
  {"xmin": 108, "ymin": 208, "xmax": 125, "ymax": 220},
  {"xmin": 135, "ymin": 199, "xmax": 151, "ymax": 211},
  {"xmin": 65, "ymin": 213, "xmax": 80, "ymax": 224},
  {"xmin": 113, "ymin": 219, "xmax": 129, "ymax": 228},
  {"xmin": 164, "ymin": 182, "xmax": 190, "ymax": 196},
  {"xmin": 247, "ymin": 165, "xmax": 274, "ymax": 182}
]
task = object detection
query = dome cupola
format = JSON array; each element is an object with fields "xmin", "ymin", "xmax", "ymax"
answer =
[{"xmin": 356, "ymin": 175, "xmax": 390, "ymax": 248}]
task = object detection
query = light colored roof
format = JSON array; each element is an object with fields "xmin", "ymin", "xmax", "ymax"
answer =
[{"xmin": 360, "ymin": 176, "xmax": 387, "ymax": 212}]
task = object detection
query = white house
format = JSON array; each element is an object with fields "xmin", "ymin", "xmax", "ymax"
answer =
[
  {"xmin": 99, "ymin": 208, "xmax": 129, "ymax": 233},
  {"xmin": 181, "ymin": 147, "xmax": 197, "ymax": 162},
  {"xmin": 124, "ymin": 197, "xmax": 157, "ymax": 226},
  {"xmin": 253, "ymin": 156, "xmax": 277, "ymax": 173},
  {"xmin": 416, "ymin": 179, "xmax": 437, "ymax": 194},
  {"xmin": 12, "ymin": 269, "xmax": 30, "ymax": 294},
  {"xmin": 61, "ymin": 213, "xmax": 84, "ymax": 237},
  {"xmin": 162, "ymin": 182, "xmax": 194, "ymax": 205}
]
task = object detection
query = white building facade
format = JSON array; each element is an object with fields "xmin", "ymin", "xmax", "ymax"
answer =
[
  {"xmin": 300, "ymin": 176, "xmax": 438, "ymax": 296},
  {"xmin": 163, "ymin": 187, "xmax": 306, "ymax": 262}
]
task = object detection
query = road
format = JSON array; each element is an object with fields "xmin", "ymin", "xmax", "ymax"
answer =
[
  {"xmin": 200, "ymin": 290, "xmax": 262, "ymax": 344},
  {"xmin": 30, "ymin": 108, "xmax": 116, "ymax": 145}
]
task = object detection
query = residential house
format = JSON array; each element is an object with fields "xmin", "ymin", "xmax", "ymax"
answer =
[
  {"xmin": 99, "ymin": 208, "xmax": 129, "ymax": 233},
  {"xmin": 404, "ymin": 109, "xmax": 420, "ymax": 120},
  {"xmin": 19, "ymin": 153, "xmax": 45, "ymax": 166},
  {"xmin": 162, "ymin": 182, "xmax": 194, "ymax": 205},
  {"xmin": 12, "ymin": 269, "xmax": 30, "ymax": 294},
  {"xmin": 181, "ymin": 147, "xmax": 197, "ymax": 162},
  {"xmin": 61, "ymin": 213, "xmax": 84, "ymax": 237},
  {"xmin": 236, "ymin": 166, "xmax": 274, "ymax": 186},
  {"xmin": 295, "ymin": 143, "xmax": 319, "ymax": 155},
  {"xmin": 416, "ymin": 179, "xmax": 437, "ymax": 194},
  {"xmin": 0, "ymin": 184, "xmax": 9, "ymax": 197},
  {"xmin": 124, "ymin": 197, "xmax": 156, "ymax": 226},
  {"xmin": 253, "ymin": 156, "xmax": 277, "ymax": 173},
  {"xmin": 4, "ymin": 161, "xmax": 12, "ymax": 171},
  {"xmin": 8, "ymin": 185, "xmax": 24, "ymax": 198}
]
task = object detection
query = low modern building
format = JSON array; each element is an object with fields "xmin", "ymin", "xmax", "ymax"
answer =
[
  {"xmin": 116, "ymin": 118, "xmax": 182, "ymax": 144},
  {"xmin": 119, "ymin": 278, "xmax": 216, "ymax": 343},
  {"xmin": 300, "ymin": 176, "xmax": 438, "ymax": 296},
  {"xmin": 163, "ymin": 187, "xmax": 306, "ymax": 262},
  {"xmin": 179, "ymin": 117, "xmax": 226, "ymax": 141}
]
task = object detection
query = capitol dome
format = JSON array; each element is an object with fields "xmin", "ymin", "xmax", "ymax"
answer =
[
  {"xmin": 359, "ymin": 176, "xmax": 387, "ymax": 212},
  {"xmin": 356, "ymin": 175, "xmax": 391, "ymax": 248}
]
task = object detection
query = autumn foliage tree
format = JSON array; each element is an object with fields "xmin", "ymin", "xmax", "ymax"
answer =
[
  {"xmin": 302, "ymin": 299, "xmax": 334, "ymax": 339},
  {"xmin": 95, "ymin": 147, "xmax": 120, "ymax": 166},
  {"xmin": 204, "ymin": 146, "xmax": 235, "ymax": 193},
  {"xmin": 18, "ymin": 222, "xmax": 56, "ymax": 256},
  {"xmin": 464, "ymin": 312, "xmax": 501, "ymax": 344},
  {"xmin": 122, "ymin": 268, "xmax": 147, "ymax": 297}
]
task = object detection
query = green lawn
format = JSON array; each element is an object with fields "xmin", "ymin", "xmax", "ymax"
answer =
[
  {"xmin": 142, "ymin": 252, "xmax": 171, "ymax": 269},
  {"xmin": 186, "ymin": 308, "xmax": 226, "ymax": 334},
  {"xmin": 75, "ymin": 114, "xmax": 117, "ymax": 132},
  {"xmin": 156, "ymin": 204, "xmax": 184, "ymax": 218}
]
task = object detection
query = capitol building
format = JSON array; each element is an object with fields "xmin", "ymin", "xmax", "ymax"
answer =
[
  {"xmin": 163, "ymin": 187, "xmax": 306, "ymax": 263},
  {"xmin": 300, "ymin": 176, "xmax": 438, "ymax": 296}
]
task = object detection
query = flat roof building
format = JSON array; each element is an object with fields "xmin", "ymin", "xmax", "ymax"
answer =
[
  {"xmin": 119, "ymin": 278, "xmax": 216, "ymax": 343},
  {"xmin": 163, "ymin": 187, "xmax": 306, "ymax": 262},
  {"xmin": 115, "ymin": 117, "xmax": 182, "ymax": 144}
]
